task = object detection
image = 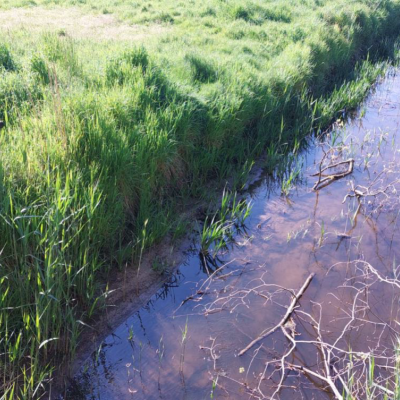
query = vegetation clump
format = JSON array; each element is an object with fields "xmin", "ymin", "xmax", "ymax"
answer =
[
  {"xmin": 0, "ymin": 43, "xmax": 16, "ymax": 71},
  {"xmin": 185, "ymin": 54, "xmax": 218, "ymax": 83}
]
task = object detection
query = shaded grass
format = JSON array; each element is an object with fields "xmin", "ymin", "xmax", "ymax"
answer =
[
  {"xmin": 185, "ymin": 54, "xmax": 218, "ymax": 83},
  {"xmin": 0, "ymin": 44, "xmax": 16, "ymax": 72},
  {"xmin": 0, "ymin": 0, "xmax": 400, "ymax": 397}
]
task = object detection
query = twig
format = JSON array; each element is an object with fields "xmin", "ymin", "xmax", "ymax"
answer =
[
  {"xmin": 312, "ymin": 159, "xmax": 354, "ymax": 191},
  {"xmin": 310, "ymin": 159, "xmax": 355, "ymax": 177},
  {"xmin": 286, "ymin": 363, "xmax": 343, "ymax": 400},
  {"xmin": 238, "ymin": 273, "xmax": 315, "ymax": 356}
]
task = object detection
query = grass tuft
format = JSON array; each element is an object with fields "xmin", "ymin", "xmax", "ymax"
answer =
[
  {"xmin": 31, "ymin": 56, "xmax": 50, "ymax": 85},
  {"xmin": 185, "ymin": 54, "xmax": 218, "ymax": 83},
  {"xmin": 0, "ymin": 43, "xmax": 16, "ymax": 71}
]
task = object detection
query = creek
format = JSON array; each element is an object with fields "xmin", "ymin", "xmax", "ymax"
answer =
[{"xmin": 64, "ymin": 70, "xmax": 400, "ymax": 399}]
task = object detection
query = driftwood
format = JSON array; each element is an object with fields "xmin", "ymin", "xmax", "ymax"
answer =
[
  {"xmin": 238, "ymin": 272, "xmax": 315, "ymax": 356},
  {"xmin": 312, "ymin": 159, "xmax": 354, "ymax": 191}
]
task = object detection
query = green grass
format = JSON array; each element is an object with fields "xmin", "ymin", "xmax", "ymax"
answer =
[
  {"xmin": 343, "ymin": 343, "xmax": 400, "ymax": 399},
  {"xmin": 0, "ymin": 0, "xmax": 400, "ymax": 397},
  {"xmin": 199, "ymin": 189, "xmax": 251, "ymax": 259}
]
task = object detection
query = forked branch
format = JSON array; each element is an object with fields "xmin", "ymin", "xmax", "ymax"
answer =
[
  {"xmin": 238, "ymin": 273, "xmax": 315, "ymax": 356},
  {"xmin": 312, "ymin": 159, "xmax": 354, "ymax": 191}
]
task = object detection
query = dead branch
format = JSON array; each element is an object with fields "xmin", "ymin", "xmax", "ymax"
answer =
[
  {"xmin": 286, "ymin": 363, "xmax": 343, "ymax": 399},
  {"xmin": 238, "ymin": 273, "xmax": 315, "ymax": 356},
  {"xmin": 357, "ymin": 260, "xmax": 400, "ymax": 290},
  {"xmin": 174, "ymin": 259, "xmax": 237, "ymax": 313},
  {"xmin": 342, "ymin": 177, "xmax": 398, "ymax": 204},
  {"xmin": 312, "ymin": 159, "xmax": 354, "ymax": 191},
  {"xmin": 201, "ymin": 260, "xmax": 400, "ymax": 399},
  {"xmin": 310, "ymin": 159, "xmax": 355, "ymax": 177}
]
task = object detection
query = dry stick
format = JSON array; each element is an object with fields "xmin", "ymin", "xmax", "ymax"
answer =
[
  {"xmin": 174, "ymin": 259, "xmax": 236, "ymax": 313},
  {"xmin": 278, "ymin": 325, "xmax": 344, "ymax": 400},
  {"xmin": 359, "ymin": 260, "xmax": 400, "ymax": 290},
  {"xmin": 313, "ymin": 147, "xmax": 329, "ymax": 190},
  {"xmin": 312, "ymin": 159, "xmax": 354, "ymax": 191},
  {"xmin": 342, "ymin": 178, "xmax": 398, "ymax": 204},
  {"xmin": 286, "ymin": 363, "xmax": 343, "ymax": 400},
  {"xmin": 270, "ymin": 326, "xmax": 298, "ymax": 399},
  {"xmin": 310, "ymin": 159, "xmax": 356, "ymax": 177},
  {"xmin": 331, "ymin": 364, "xmax": 351, "ymax": 397},
  {"xmin": 238, "ymin": 273, "xmax": 315, "ymax": 357}
]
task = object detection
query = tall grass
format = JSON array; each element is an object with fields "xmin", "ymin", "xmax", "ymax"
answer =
[{"xmin": 0, "ymin": 0, "xmax": 400, "ymax": 397}]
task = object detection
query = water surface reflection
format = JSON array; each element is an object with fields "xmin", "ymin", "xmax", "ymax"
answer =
[{"xmin": 64, "ymin": 71, "xmax": 400, "ymax": 399}]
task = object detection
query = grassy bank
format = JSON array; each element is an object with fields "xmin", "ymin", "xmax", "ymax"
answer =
[{"xmin": 1, "ymin": 0, "xmax": 400, "ymax": 397}]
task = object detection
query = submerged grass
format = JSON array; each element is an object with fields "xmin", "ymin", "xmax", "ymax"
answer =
[
  {"xmin": 0, "ymin": 0, "xmax": 400, "ymax": 397},
  {"xmin": 199, "ymin": 189, "xmax": 251, "ymax": 258}
]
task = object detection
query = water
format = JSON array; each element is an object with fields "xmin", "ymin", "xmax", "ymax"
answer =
[{"xmin": 63, "ymin": 71, "xmax": 400, "ymax": 399}]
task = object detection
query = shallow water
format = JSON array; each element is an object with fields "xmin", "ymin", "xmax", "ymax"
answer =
[{"xmin": 63, "ymin": 71, "xmax": 400, "ymax": 399}]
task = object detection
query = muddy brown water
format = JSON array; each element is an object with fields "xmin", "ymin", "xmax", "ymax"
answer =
[{"xmin": 62, "ymin": 71, "xmax": 400, "ymax": 399}]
